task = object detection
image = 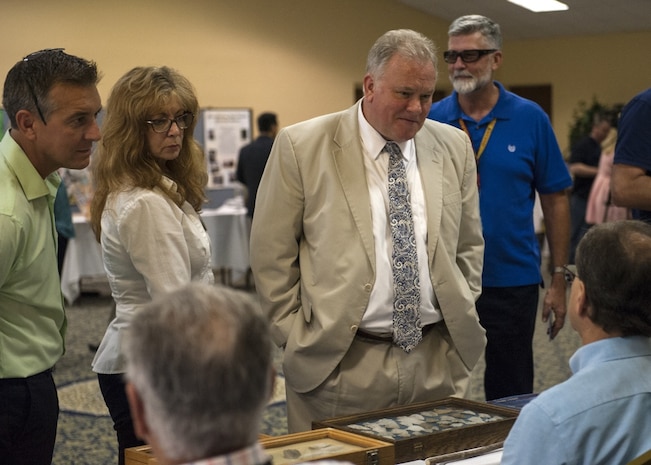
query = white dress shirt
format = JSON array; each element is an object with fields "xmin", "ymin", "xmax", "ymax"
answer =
[
  {"xmin": 357, "ymin": 105, "xmax": 442, "ymax": 335},
  {"xmin": 92, "ymin": 177, "xmax": 214, "ymax": 374}
]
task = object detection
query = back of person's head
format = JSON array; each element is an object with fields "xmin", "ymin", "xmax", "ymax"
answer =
[
  {"xmin": 592, "ymin": 112, "xmax": 611, "ymax": 126},
  {"xmin": 448, "ymin": 15, "xmax": 502, "ymax": 50},
  {"xmin": 575, "ymin": 220, "xmax": 651, "ymax": 336},
  {"xmin": 366, "ymin": 29, "xmax": 437, "ymax": 79},
  {"xmin": 589, "ymin": 112, "xmax": 613, "ymax": 142},
  {"xmin": 257, "ymin": 112, "xmax": 277, "ymax": 133},
  {"xmin": 123, "ymin": 283, "xmax": 273, "ymax": 462},
  {"xmin": 3, "ymin": 48, "xmax": 99, "ymax": 128}
]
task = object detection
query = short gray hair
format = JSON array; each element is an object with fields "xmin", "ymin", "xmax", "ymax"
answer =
[
  {"xmin": 123, "ymin": 283, "xmax": 273, "ymax": 460},
  {"xmin": 448, "ymin": 15, "xmax": 502, "ymax": 50},
  {"xmin": 366, "ymin": 29, "xmax": 437, "ymax": 77}
]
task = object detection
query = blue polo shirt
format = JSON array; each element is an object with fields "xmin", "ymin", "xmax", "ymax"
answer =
[
  {"xmin": 428, "ymin": 82, "xmax": 571, "ymax": 287},
  {"xmin": 614, "ymin": 87, "xmax": 651, "ymax": 222}
]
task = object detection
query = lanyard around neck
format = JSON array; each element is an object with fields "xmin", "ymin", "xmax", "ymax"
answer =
[{"xmin": 458, "ymin": 118, "xmax": 496, "ymax": 161}]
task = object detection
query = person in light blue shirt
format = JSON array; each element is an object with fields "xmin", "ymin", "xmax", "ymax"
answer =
[{"xmin": 502, "ymin": 220, "xmax": 651, "ymax": 465}]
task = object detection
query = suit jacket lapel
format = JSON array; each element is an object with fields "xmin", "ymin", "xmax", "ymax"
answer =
[
  {"xmin": 332, "ymin": 103, "xmax": 376, "ymax": 270},
  {"xmin": 415, "ymin": 134, "xmax": 442, "ymax": 269}
]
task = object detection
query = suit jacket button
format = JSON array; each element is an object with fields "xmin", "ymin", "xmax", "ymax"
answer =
[
  {"xmin": 364, "ymin": 283, "xmax": 372, "ymax": 291},
  {"xmin": 350, "ymin": 325, "xmax": 358, "ymax": 333}
]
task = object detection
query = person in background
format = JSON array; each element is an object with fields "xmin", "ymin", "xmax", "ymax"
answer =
[
  {"xmin": 54, "ymin": 178, "xmax": 75, "ymax": 275},
  {"xmin": 236, "ymin": 112, "xmax": 278, "ymax": 218},
  {"xmin": 251, "ymin": 29, "xmax": 486, "ymax": 432},
  {"xmin": 501, "ymin": 220, "xmax": 651, "ymax": 465},
  {"xmin": 0, "ymin": 48, "xmax": 101, "ymax": 465},
  {"xmin": 89, "ymin": 66, "xmax": 214, "ymax": 465},
  {"xmin": 428, "ymin": 15, "xmax": 572, "ymax": 401},
  {"xmin": 585, "ymin": 129, "xmax": 630, "ymax": 225},
  {"xmin": 611, "ymin": 87, "xmax": 651, "ymax": 223},
  {"xmin": 568, "ymin": 113, "xmax": 612, "ymax": 263}
]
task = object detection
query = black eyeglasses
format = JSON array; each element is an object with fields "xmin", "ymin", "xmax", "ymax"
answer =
[
  {"xmin": 145, "ymin": 112, "xmax": 194, "ymax": 133},
  {"xmin": 562, "ymin": 264, "xmax": 578, "ymax": 285},
  {"xmin": 22, "ymin": 48, "xmax": 66, "ymax": 124},
  {"xmin": 443, "ymin": 49, "xmax": 497, "ymax": 64}
]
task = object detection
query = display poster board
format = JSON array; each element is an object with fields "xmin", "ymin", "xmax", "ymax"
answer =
[{"xmin": 201, "ymin": 108, "xmax": 252, "ymax": 187}]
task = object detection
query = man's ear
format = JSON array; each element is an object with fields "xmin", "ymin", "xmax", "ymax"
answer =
[
  {"xmin": 575, "ymin": 280, "xmax": 589, "ymax": 317},
  {"xmin": 14, "ymin": 109, "xmax": 38, "ymax": 140},
  {"xmin": 363, "ymin": 73, "xmax": 374, "ymax": 99},
  {"xmin": 491, "ymin": 51, "xmax": 503, "ymax": 71},
  {"xmin": 125, "ymin": 382, "xmax": 150, "ymax": 442}
]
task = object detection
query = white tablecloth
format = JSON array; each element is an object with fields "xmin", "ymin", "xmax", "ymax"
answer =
[
  {"xmin": 61, "ymin": 201, "xmax": 250, "ymax": 304},
  {"xmin": 201, "ymin": 200, "xmax": 250, "ymax": 273},
  {"xmin": 60, "ymin": 214, "xmax": 105, "ymax": 305}
]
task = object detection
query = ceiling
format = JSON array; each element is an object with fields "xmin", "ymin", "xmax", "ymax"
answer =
[{"xmin": 399, "ymin": 0, "xmax": 651, "ymax": 40}]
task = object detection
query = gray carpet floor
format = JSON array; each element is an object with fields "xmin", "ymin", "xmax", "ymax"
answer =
[{"xmin": 52, "ymin": 267, "xmax": 581, "ymax": 465}]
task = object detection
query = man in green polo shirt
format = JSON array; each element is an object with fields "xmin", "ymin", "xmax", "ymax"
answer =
[{"xmin": 0, "ymin": 48, "xmax": 101, "ymax": 465}]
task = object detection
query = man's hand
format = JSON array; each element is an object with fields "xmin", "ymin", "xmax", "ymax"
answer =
[{"xmin": 542, "ymin": 273, "xmax": 566, "ymax": 340}]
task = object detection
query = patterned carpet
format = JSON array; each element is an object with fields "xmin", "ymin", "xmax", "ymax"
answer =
[{"xmin": 53, "ymin": 267, "xmax": 580, "ymax": 465}]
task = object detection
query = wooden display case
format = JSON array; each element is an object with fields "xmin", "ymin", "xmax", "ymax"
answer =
[
  {"xmin": 313, "ymin": 397, "xmax": 519, "ymax": 463},
  {"xmin": 260, "ymin": 428, "xmax": 394, "ymax": 465},
  {"xmin": 126, "ymin": 430, "xmax": 392, "ymax": 465},
  {"xmin": 125, "ymin": 445, "xmax": 157, "ymax": 465},
  {"xmin": 126, "ymin": 436, "xmax": 271, "ymax": 465}
]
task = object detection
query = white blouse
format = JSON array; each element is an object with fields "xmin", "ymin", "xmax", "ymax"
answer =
[{"xmin": 92, "ymin": 177, "xmax": 214, "ymax": 374}]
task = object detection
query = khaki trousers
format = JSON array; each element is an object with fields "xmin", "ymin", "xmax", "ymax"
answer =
[{"xmin": 285, "ymin": 322, "xmax": 471, "ymax": 432}]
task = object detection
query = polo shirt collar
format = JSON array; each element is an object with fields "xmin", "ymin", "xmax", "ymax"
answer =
[
  {"xmin": 449, "ymin": 80, "xmax": 513, "ymax": 125},
  {"xmin": 0, "ymin": 130, "xmax": 59, "ymax": 201}
]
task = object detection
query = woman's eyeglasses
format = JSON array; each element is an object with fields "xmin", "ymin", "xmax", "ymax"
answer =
[{"xmin": 145, "ymin": 112, "xmax": 194, "ymax": 133}]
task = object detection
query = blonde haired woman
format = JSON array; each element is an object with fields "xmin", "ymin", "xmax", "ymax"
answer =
[{"xmin": 90, "ymin": 66, "xmax": 213, "ymax": 464}]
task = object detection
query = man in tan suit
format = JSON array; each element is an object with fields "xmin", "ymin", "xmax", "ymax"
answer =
[{"xmin": 250, "ymin": 29, "xmax": 486, "ymax": 432}]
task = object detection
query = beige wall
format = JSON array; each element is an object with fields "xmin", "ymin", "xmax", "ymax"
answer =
[
  {"xmin": 1, "ymin": 0, "xmax": 449, "ymax": 130},
  {"xmin": 501, "ymin": 32, "xmax": 651, "ymax": 152},
  {"xmin": 3, "ymin": 0, "xmax": 650, "ymax": 152}
]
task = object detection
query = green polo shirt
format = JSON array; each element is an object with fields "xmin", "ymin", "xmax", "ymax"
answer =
[{"xmin": 0, "ymin": 130, "xmax": 66, "ymax": 378}]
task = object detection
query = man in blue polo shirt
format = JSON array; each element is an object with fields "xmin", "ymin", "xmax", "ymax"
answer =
[
  {"xmin": 611, "ymin": 87, "xmax": 651, "ymax": 223},
  {"xmin": 428, "ymin": 15, "xmax": 572, "ymax": 400}
]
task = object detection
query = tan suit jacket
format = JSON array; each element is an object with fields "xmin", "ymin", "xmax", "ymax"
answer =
[{"xmin": 250, "ymin": 101, "xmax": 486, "ymax": 394}]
